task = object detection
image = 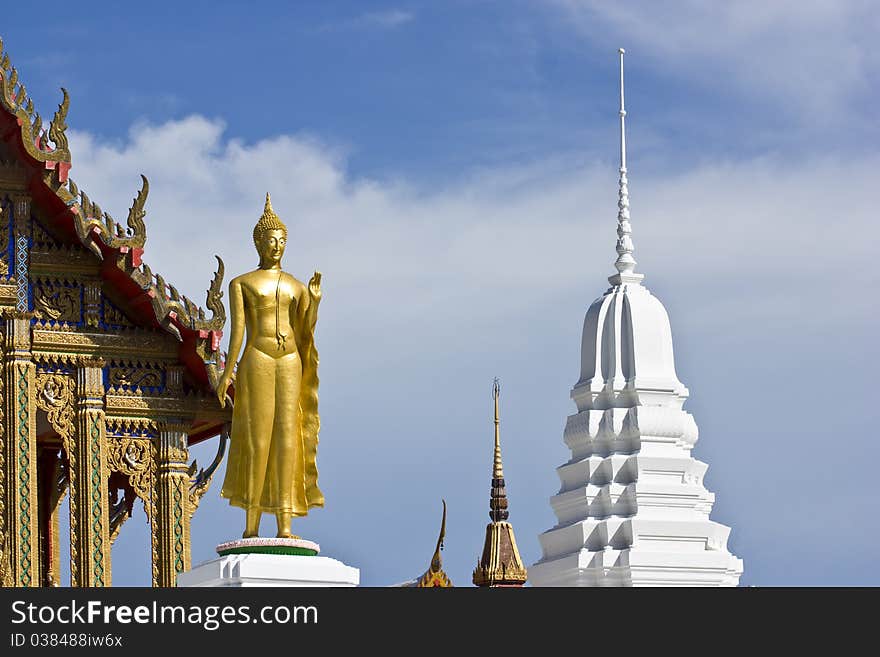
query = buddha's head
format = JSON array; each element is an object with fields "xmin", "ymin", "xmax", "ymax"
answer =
[{"xmin": 253, "ymin": 193, "xmax": 288, "ymax": 268}]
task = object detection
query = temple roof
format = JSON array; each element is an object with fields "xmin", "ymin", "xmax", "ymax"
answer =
[{"xmin": 0, "ymin": 37, "xmax": 226, "ymax": 443}]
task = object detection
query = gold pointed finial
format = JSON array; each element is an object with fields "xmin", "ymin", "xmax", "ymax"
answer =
[
  {"xmin": 489, "ymin": 378, "xmax": 508, "ymax": 523},
  {"xmin": 430, "ymin": 499, "xmax": 447, "ymax": 573},
  {"xmin": 264, "ymin": 192, "xmax": 274, "ymax": 216},
  {"xmin": 492, "ymin": 377, "xmax": 504, "ymax": 480}
]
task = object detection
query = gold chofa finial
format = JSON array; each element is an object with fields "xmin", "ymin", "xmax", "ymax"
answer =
[
  {"xmin": 430, "ymin": 499, "xmax": 447, "ymax": 573},
  {"xmin": 253, "ymin": 192, "xmax": 287, "ymax": 246}
]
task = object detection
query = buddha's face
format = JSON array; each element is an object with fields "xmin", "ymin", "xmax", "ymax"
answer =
[{"xmin": 256, "ymin": 228, "xmax": 287, "ymax": 267}]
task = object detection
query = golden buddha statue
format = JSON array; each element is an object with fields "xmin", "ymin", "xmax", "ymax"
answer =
[{"xmin": 216, "ymin": 194, "xmax": 324, "ymax": 538}]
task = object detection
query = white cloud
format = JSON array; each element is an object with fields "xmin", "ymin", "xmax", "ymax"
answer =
[
  {"xmin": 360, "ymin": 10, "xmax": 414, "ymax": 29},
  {"xmin": 547, "ymin": 0, "xmax": 880, "ymax": 128},
  {"xmin": 67, "ymin": 114, "xmax": 876, "ymax": 356},
  {"xmin": 316, "ymin": 9, "xmax": 414, "ymax": 33}
]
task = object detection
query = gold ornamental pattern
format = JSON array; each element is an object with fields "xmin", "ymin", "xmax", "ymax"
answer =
[
  {"xmin": 34, "ymin": 372, "xmax": 78, "ymax": 585},
  {"xmin": 107, "ymin": 361, "xmax": 164, "ymax": 391},
  {"xmin": 106, "ymin": 437, "xmax": 154, "ymax": 506},
  {"xmin": 34, "ymin": 372, "xmax": 76, "ymax": 451}
]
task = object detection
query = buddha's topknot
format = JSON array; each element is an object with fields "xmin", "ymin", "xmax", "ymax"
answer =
[{"xmin": 253, "ymin": 193, "xmax": 288, "ymax": 247}]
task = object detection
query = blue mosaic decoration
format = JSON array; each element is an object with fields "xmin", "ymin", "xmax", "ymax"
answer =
[
  {"xmin": 36, "ymin": 362, "xmax": 76, "ymax": 376},
  {"xmin": 106, "ymin": 425, "xmax": 157, "ymax": 441},
  {"xmin": 15, "ymin": 234, "xmax": 28, "ymax": 313}
]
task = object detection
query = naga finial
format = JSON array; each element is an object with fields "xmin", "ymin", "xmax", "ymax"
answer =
[
  {"xmin": 125, "ymin": 174, "xmax": 149, "ymax": 245},
  {"xmin": 48, "ymin": 87, "xmax": 70, "ymax": 154},
  {"xmin": 202, "ymin": 255, "xmax": 226, "ymax": 332},
  {"xmin": 430, "ymin": 499, "xmax": 447, "ymax": 573}
]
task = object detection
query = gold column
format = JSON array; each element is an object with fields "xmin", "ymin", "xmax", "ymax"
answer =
[
  {"xmin": 4, "ymin": 194, "xmax": 39, "ymax": 587},
  {"xmin": 3, "ymin": 315, "xmax": 38, "ymax": 587},
  {"xmin": 155, "ymin": 421, "xmax": 190, "ymax": 586},
  {"xmin": 0, "ymin": 322, "xmax": 7, "ymax": 586},
  {"xmin": 74, "ymin": 358, "xmax": 110, "ymax": 586}
]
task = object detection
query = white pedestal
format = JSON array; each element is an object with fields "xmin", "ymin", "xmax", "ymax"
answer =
[{"xmin": 178, "ymin": 553, "xmax": 360, "ymax": 587}]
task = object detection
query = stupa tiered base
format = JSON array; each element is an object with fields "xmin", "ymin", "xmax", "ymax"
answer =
[{"xmin": 177, "ymin": 537, "xmax": 360, "ymax": 587}]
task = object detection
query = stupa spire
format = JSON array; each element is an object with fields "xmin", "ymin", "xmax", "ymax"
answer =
[
  {"xmin": 490, "ymin": 377, "xmax": 507, "ymax": 520},
  {"xmin": 611, "ymin": 47, "xmax": 643, "ymax": 286},
  {"xmin": 473, "ymin": 379, "xmax": 527, "ymax": 587}
]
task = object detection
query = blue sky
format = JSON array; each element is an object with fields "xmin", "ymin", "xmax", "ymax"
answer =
[{"xmin": 3, "ymin": 1, "xmax": 879, "ymax": 586}]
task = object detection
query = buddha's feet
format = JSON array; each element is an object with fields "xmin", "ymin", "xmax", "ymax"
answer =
[{"xmin": 275, "ymin": 531, "xmax": 301, "ymax": 539}]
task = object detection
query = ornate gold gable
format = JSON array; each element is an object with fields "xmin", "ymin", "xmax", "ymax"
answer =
[{"xmin": 0, "ymin": 37, "xmax": 230, "ymax": 587}]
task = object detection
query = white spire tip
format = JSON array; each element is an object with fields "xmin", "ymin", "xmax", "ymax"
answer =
[{"xmin": 618, "ymin": 47, "xmax": 625, "ymax": 54}]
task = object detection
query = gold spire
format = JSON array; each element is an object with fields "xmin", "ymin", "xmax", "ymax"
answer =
[
  {"xmin": 473, "ymin": 378, "xmax": 527, "ymax": 587},
  {"xmin": 493, "ymin": 378, "xmax": 504, "ymax": 481},
  {"xmin": 489, "ymin": 378, "xmax": 508, "ymax": 523}
]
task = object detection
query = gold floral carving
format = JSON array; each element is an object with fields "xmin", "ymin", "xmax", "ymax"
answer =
[
  {"xmin": 106, "ymin": 437, "xmax": 154, "ymax": 509},
  {"xmin": 0, "ymin": 535, "xmax": 13, "ymax": 587},
  {"xmin": 34, "ymin": 283, "xmax": 81, "ymax": 323},
  {"xmin": 33, "ymin": 372, "xmax": 78, "ymax": 586},
  {"xmin": 0, "ymin": 284, "xmax": 16, "ymax": 305},
  {"xmin": 108, "ymin": 364, "xmax": 163, "ymax": 390},
  {"xmin": 102, "ymin": 301, "xmax": 135, "ymax": 328},
  {"xmin": 31, "ymin": 220, "xmax": 60, "ymax": 247},
  {"xmin": 187, "ymin": 475, "xmax": 211, "ymax": 524},
  {"xmin": 34, "ymin": 373, "xmax": 76, "ymax": 453}
]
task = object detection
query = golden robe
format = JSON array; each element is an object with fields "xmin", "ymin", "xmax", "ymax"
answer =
[{"xmin": 220, "ymin": 300, "xmax": 323, "ymax": 516}]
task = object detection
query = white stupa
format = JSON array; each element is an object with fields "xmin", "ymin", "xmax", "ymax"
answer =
[{"xmin": 529, "ymin": 50, "xmax": 743, "ymax": 587}]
